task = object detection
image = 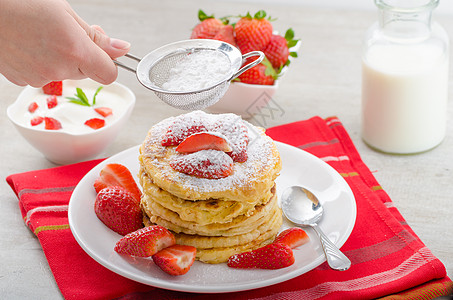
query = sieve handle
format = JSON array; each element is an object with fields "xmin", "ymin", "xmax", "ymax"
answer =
[
  {"xmin": 113, "ymin": 53, "xmax": 142, "ymax": 73},
  {"xmin": 230, "ymin": 51, "xmax": 265, "ymax": 80}
]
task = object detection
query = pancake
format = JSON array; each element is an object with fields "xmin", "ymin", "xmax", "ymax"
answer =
[
  {"xmin": 143, "ymin": 209, "xmax": 282, "ymax": 264},
  {"xmin": 139, "ymin": 111, "xmax": 282, "ymax": 203},
  {"xmin": 141, "ymin": 186, "xmax": 278, "ymax": 236},
  {"xmin": 139, "ymin": 167, "xmax": 271, "ymax": 225},
  {"xmin": 138, "ymin": 111, "xmax": 283, "ymax": 264}
]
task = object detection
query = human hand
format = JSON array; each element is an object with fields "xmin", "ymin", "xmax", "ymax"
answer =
[{"xmin": 0, "ymin": 0, "xmax": 130, "ymax": 87}]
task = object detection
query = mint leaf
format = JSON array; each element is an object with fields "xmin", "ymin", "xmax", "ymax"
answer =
[
  {"xmin": 92, "ymin": 86, "xmax": 103, "ymax": 106},
  {"xmin": 76, "ymin": 88, "xmax": 90, "ymax": 105},
  {"xmin": 66, "ymin": 86, "xmax": 103, "ymax": 107}
]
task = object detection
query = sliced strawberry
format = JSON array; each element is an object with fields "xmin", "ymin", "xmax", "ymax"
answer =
[
  {"xmin": 30, "ymin": 116, "xmax": 44, "ymax": 126},
  {"xmin": 94, "ymin": 107, "xmax": 113, "ymax": 117},
  {"xmin": 114, "ymin": 225, "xmax": 176, "ymax": 257},
  {"xmin": 227, "ymin": 243, "xmax": 294, "ymax": 269},
  {"xmin": 46, "ymin": 95, "xmax": 58, "ymax": 109},
  {"xmin": 84, "ymin": 118, "xmax": 105, "ymax": 130},
  {"xmin": 95, "ymin": 186, "xmax": 143, "ymax": 235},
  {"xmin": 213, "ymin": 115, "xmax": 249, "ymax": 162},
  {"xmin": 93, "ymin": 163, "xmax": 142, "ymax": 203},
  {"xmin": 170, "ymin": 150, "xmax": 234, "ymax": 179},
  {"xmin": 213, "ymin": 25, "xmax": 237, "ymax": 47},
  {"xmin": 44, "ymin": 117, "xmax": 62, "ymax": 130},
  {"xmin": 152, "ymin": 244, "xmax": 197, "ymax": 276},
  {"xmin": 28, "ymin": 102, "xmax": 39, "ymax": 113},
  {"xmin": 274, "ymin": 228, "xmax": 309, "ymax": 249},
  {"xmin": 176, "ymin": 132, "xmax": 232, "ymax": 154},
  {"xmin": 42, "ymin": 81, "xmax": 63, "ymax": 96},
  {"xmin": 161, "ymin": 117, "xmax": 207, "ymax": 146}
]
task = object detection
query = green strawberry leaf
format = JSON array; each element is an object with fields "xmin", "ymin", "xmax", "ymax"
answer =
[
  {"xmin": 254, "ymin": 10, "xmax": 266, "ymax": 19},
  {"xmin": 284, "ymin": 28, "xmax": 295, "ymax": 40},
  {"xmin": 198, "ymin": 10, "xmax": 213, "ymax": 21},
  {"xmin": 289, "ymin": 51, "xmax": 298, "ymax": 58},
  {"xmin": 262, "ymin": 57, "xmax": 278, "ymax": 79},
  {"xmin": 219, "ymin": 16, "xmax": 230, "ymax": 25},
  {"xmin": 288, "ymin": 40, "xmax": 299, "ymax": 48},
  {"xmin": 284, "ymin": 28, "xmax": 300, "ymax": 49}
]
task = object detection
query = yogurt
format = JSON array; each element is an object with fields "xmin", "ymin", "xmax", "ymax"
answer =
[
  {"xmin": 361, "ymin": 43, "xmax": 449, "ymax": 153},
  {"xmin": 13, "ymin": 82, "xmax": 130, "ymax": 134},
  {"xmin": 162, "ymin": 50, "xmax": 230, "ymax": 92}
]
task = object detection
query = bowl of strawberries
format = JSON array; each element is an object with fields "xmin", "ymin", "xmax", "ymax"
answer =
[
  {"xmin": 7, "ymin": 79, "xmax": 135, "ymax": 164},
  {"xmin": 190, "ymin": 10, "xmax": 299, "ymax": 117}
]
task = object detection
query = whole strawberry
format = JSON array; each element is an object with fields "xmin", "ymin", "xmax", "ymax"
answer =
[
  {"xmin": 263, "ymin": 28, "xmax": 299, "ymax": 69},
  {"xmin": 114, "ymin": 225, "xmax": 176, "ymax": 257},
  {"xmin": 235, "ymin": 10, "xmax": 273, "ymax": 54},
  {"xmin": 227, "ymin": 243, "xmax": 295, "ymax": 269},
  {"xmin": 237, "ymin": 59, "xmax": 277, "ymax": 85},
  {"xmin": 213, "ymin": 25, "xmax": 236, "ymax": 47},
  {"xmin": 94, "ymin": 186, "xmax": 143, "ymax": 235},
  {"xmin": 191, "ymin": 10, "xmax": 225, "ymax": 39}
]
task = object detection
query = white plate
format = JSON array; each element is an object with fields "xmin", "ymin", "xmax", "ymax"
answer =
[{"xmin": 68, "ymin": 142, "xmax": 356, "ymax": 293}]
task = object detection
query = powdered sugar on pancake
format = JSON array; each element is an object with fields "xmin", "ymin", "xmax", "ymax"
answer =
[
  {"xmin": 170, "ymin": 150, "xmax": 234, "ymax": 179},
  {"xmin": 160, "ymin": 111, "xmax": 249, "ymax": 162},
  {"xmin": 212, "ymin": 114, "xmax": 249, "ymax": 162},
  {"xmin": 142, "ymin": 111, "xmax": 279, "ymax": 193},
  {"xmin": 161, "ymin": 111, "xmax": 208, "ymax": 146}
]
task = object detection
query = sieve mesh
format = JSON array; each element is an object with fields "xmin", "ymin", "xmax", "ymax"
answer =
[
  {"xmin": 148, "ymin": 49, "xmax": 231, "ymax": 91},
  {"xmin": 114, "ymin": 40, "xmax": 264, "ymax": 111},
  {"xmin": 154, "ymin": 81, "xmax": 230, "ymax": 110},
  {"xmin": 147, "ymin": 48, "xmax": 233, "ymax": 110}
]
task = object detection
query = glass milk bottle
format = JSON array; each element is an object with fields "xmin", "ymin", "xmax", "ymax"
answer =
[{"xmin": 361, "ymin": 0, "xmax": 449, "ymax": 154}]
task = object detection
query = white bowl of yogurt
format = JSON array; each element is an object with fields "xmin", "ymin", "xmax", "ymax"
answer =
[{"xmin": 7, "ymin": 79, "xmax": 136, "ymax": 164}]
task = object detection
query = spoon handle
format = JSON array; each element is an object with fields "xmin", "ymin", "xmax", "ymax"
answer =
[{"xmin": 312, "ymin": 224, "xmax": 351, "ymax": 271}]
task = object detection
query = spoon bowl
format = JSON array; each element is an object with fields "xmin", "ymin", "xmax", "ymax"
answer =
[{"xmin": 281, "ymin": 185, "xmax": 351, "ymax": 271}]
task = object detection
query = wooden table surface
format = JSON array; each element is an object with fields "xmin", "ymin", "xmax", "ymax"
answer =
[{"xmin": 1, "ymin": 0, "xmax": 451, "ymax": 298}]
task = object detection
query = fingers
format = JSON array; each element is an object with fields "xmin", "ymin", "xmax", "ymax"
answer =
[
  {"xmin": 0, "ymin": 63, "xmax": 44, "ymax": 87},
  {"xmin": 71, "ymin": 15, "xmax": 130, "ymax": 84},
  {"xmin": 1, "ymin": 0, "xmax": 131, "ymax": 87},
  {"xmin": 78, "ymin": 42, "xmax": 119, "ymax": 85},
  {"xmin": 67, "ymin": 21, "xmax": 120, "ymax": 84},
  {"xmin": 87, "ymin": 25, "xmax": 131, "ymax": 59}
]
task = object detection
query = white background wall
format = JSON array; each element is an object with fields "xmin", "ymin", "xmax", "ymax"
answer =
[{"xmin": 222, "ymin": 0, "xmax": 453, "ymax": 15}]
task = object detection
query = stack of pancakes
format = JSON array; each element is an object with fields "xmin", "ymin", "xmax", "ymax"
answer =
[{"xmin": 138, "ymin": 111, "xmax": 282, "ymax": 263}]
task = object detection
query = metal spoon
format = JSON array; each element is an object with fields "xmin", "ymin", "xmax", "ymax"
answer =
[{"xmin": 281, "ymin": 186, "xmax": 351, "ymax": 271}]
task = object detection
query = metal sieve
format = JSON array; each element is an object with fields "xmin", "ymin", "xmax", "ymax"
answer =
[{"xmin": 114, "ymin": 39, "xmax": 264, "ymax": 110}]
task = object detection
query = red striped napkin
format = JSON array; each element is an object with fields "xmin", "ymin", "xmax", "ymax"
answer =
[{"xmin": 6, "ymin": 116, "xmax": 452, "ymax": 300}]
